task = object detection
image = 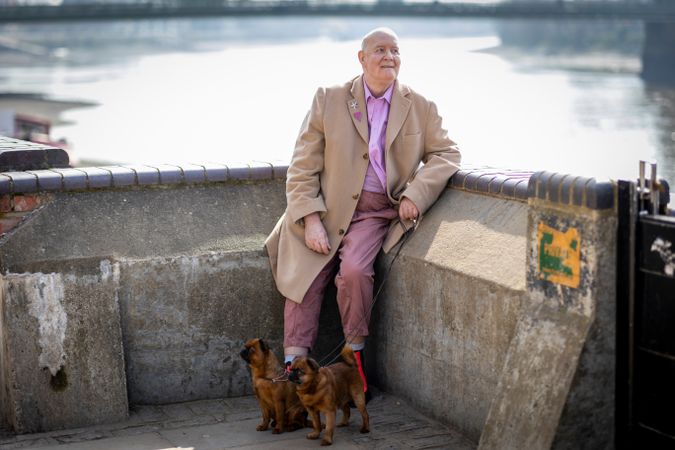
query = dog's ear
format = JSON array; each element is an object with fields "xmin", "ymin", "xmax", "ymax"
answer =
[
  {"xmin": 259, "ymin": 339, "xmax": 269, "ymax": 353},
  {"xmin": 308, "ymin": 357, "xmax": 320, "ymax": 372}
]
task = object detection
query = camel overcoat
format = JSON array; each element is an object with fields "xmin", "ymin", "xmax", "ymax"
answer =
[{"xmin": 265, "ymin": 75, "xmax": 461, "ymax": 303}]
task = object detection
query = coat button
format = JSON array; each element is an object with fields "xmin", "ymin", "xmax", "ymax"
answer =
[
  {"xmin": 362, "ymin": 153, "xmax": 368, "ymax": 160},
  {"xmin": 338, "ymin": 229, "xmax": 345, "ymax": 235},
  {"xmin": 352, "ymin": 194, "xmax": 359, "ymax": 200}
]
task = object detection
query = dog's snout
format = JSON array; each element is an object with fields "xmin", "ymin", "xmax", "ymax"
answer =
[
  {"xmin": 289, "ymin": 368, "xmax": 302, "ymax": 384},
  {"xmin": 239, "ymin": 348, "xmax": 250, "ymax": 361}
]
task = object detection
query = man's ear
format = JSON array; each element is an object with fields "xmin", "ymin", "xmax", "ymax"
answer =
[{"xmin": 358, "ymin": 50, "xmax": 364, "ymax": 64}]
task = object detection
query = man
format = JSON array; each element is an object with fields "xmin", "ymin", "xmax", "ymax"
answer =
[{"xmin": 265, "ymin": 27, "xmax": 461, "ymax": 393}]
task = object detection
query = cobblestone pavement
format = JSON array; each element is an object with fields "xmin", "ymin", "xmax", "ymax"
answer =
[{"xmin": 0, "ymin": 390, "xmax": 476, "ymax": 450}]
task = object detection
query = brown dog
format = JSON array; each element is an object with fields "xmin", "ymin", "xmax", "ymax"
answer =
[
  {"xmin": 239, "ymin": 338, "xmax": 307, "ymax": 434},
  {"xmin": 289, "ymin": 345, "xmax": 370, "ymax": 446}
]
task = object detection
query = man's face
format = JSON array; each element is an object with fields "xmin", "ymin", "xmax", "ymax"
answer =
[{"xmin": 359, "ymin": 32, "xmax": 401, "ymax": 89}]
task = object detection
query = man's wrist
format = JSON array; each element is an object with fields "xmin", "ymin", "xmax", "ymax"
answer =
[{"xmin": 303, "ymin": 212, "xmax": 322, "ymax": 225}]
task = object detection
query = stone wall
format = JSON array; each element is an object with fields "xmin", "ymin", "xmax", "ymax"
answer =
[
  {"xmin": 0, "ymin": 174, "xmax": 288, "ymax": 431},
  {"xmin": 0, "ymin": 153, "xmax": 619, "ymax": 449},
  {"xmin": 0, "ymin": 262, "xmax": 127, "ymax": 433},
  {"xmin": 479, "ymin": 172, "xmax": 616, "ymax": 450},
  {"xmin": 371, "ymin": 189, "xmax": 529, "ymax": 441}
]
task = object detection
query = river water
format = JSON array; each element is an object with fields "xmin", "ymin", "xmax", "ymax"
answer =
[{"xmin": 0, "ymin": 16, "xmax": 673, "ymax": 185}]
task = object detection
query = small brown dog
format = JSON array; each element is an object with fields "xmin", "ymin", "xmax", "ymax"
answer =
[
  {"xmin": 239, "ymin": 338, "xmax": 307, "ymax": 434},
  {"xmin": 289, "ymin": 345, "xmax": 370, "ymax": 446}
]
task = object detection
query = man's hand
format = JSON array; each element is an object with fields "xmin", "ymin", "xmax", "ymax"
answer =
[
  {"xmin": 399, "ymin": 197, "xmax": 419, "ymax": 221},
  {"xmin": 304, "ymin": 212, "xmax": 331, "ymax": 255}
]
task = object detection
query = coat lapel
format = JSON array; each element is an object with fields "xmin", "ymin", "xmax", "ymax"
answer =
[
  {"xmin": 385, "ymin": 81, "xmax": 411, "ymax": 153},
  {"xmin": 348, "ymin": 76, "xmax": 369, "ymax": 145}
]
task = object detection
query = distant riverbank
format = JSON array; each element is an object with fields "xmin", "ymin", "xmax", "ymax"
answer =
[
  {"xmin": 487, "ymin": 19, "xmax": 643, "ymax": 74},
  {"xmin": 482, "ymin": 46, "xmax": 641, "ymax": 74}
]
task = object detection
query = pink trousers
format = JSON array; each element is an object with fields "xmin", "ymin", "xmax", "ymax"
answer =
[{"xmin": 284, "ymin": 190, "xmax": 398, "ymax": 350}]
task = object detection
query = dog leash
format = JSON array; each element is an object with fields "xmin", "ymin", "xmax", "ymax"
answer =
[
  {"xmin": 265, "ymin": 218, "xmax": 417, "ymax": 381},
  {"xmin": 316, "ymin": 218, "xmax": 417, "ymax": 367},
  {"xmin": 270, "ymin": 373, "xmax": 290, "ymax": 383}
]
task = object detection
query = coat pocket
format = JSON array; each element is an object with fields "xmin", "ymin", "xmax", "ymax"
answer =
[{"xmin": 402, "ymin": 132, "xmax": 423, "ymax": 153}]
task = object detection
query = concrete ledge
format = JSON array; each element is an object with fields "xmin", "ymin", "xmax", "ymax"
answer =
[
  {"xmin": 0, "ymin": 138, "xmax": 543, "ymax": 211},
  {"xmin": 527, "ymin": 170, "xmax": 615, "ymax": 210},
  {"xmin": 451, "ymin": 167, "xmax": 532, "ymax": 201},
  {"xmin": 2, "ymin": 165, "xmax": 533, "ymax": 201},
  {"xmin": 0, "ymin": 171, "xmax": 40, "ymax": 194},
  {"xmin": 0, "ymin": 163, "xmax": 290, "ymax": 195},
  {"xmin": 0, "ymin": 137, "xmax": 69, "ymax": 172},
  {"xmin": 0, "ymin": 138, "xmax": 290, "ymax": 195}
]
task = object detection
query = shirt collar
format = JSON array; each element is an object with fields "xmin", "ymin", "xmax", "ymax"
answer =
[{"xmin": 363, "ymin": 78, "xmax": 395, "ymax": 104}]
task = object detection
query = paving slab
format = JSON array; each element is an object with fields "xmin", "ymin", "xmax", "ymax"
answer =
[
  {"xmin": 35, "ymin": 434, "xmax": 175, "ymax": 450},
  {"xmin": 0, "ymin": 392, "xmax": 476, "ymax": 450}
]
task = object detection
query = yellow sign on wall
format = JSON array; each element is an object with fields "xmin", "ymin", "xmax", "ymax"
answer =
[{"xmin": 537, "ymin": 222, "xmax": 581, "ymax": 288}]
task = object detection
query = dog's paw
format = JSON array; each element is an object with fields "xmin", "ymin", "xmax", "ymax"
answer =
[
  {"xmin": 308, "ymin": 419, "xmax": 326, "ymax": 430},
  {"xmin": 320, "ymin": 438, "xmax": 333, "ymax": 446},
  {"xmin": 307, "ymin": 431, "xmax": 321, "ymax": 440},
  {"xmin": 272, "ymin": 427, "xmax": 282, "ymax": 435},
  {"xmin": 360, "ymin": 426, "xmax": 370, "ymax": 434},
  {"xmin": 256, "ymin": 424, "xmax": 268, "ymax": 431}
]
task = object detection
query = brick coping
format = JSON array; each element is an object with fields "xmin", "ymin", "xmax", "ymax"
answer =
[
  {"xmin": 0, "ymin": 165, "xmax": 619, "ymax": 210},
  {"xmin": 0, "ymin": 163, "xmax": 535, "ymax": 201},
  {"xmin": 0, "ymin": 137, "xmax": 616, "ymax": 210}
]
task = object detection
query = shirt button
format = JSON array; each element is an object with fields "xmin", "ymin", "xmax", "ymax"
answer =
[
  {"xmin": 362, "ymin": 153, "xmax": 368, "ymax": 160},
  {"xmin": 338, "ymin": 229, "xmax": 345, "ymax": 235},
  {"xmin": 352, "ymin": 194, "xmax": 359, "ymax": 200}
]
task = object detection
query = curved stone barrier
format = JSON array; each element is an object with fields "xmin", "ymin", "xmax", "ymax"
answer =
[
  {"xmin": 0, "ymin": 137, "xmax": 618, "ymax": 449},
  {"xmin": 480, "ymin": 171, "xmax": 617, "ymax": 449}
]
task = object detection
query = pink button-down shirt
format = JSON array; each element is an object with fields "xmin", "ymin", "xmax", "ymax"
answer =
[{"xmin": 362, "ymin": 80, "xmax": 394, "ymax": 194}]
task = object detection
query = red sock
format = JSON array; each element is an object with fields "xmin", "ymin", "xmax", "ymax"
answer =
[{"xmin": 354, "ymin": 350, "xmax": 368, "ymax": 393}]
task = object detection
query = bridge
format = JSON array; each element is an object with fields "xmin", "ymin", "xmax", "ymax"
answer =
[
  {"xmin": 0, "ymin": 1, "xmax": 673, "ymax": 83},
  {"xmin": 0, "ymin": 1, "xmax": 674, "ymax": 22}
]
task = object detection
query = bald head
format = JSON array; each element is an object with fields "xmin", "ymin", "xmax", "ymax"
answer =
[
  {"xmin": 358, "ymin": 27, "xmax": 401, "ymax": 97},
  {"xmin": 361, "ymin": 27, "xmax": 399, "ymax": 51}
]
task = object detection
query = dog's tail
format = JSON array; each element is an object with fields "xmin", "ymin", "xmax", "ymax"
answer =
[{"xmin": 340, "ymin": 345, "xmax": 357, "ymax": 367}]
